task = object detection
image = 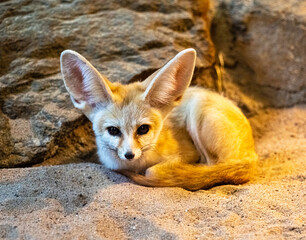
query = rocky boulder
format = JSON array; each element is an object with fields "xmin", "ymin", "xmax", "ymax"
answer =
[
  {"xmin": 211, "ymin": 0, "xmax": 306, "ymax": 108},
  {"xmin": 0, "ymin": 0, "xmax": 215, "ymax": 167}
]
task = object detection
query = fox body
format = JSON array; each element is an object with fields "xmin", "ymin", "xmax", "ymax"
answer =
[{"xmin": 60, "ymin": 49, "xmax": 257, "ymax": 190}]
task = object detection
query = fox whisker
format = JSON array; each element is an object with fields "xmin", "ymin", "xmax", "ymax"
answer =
[{"xmin": 141, "ymin": 143, "xmax": 157, "ymax": 152}]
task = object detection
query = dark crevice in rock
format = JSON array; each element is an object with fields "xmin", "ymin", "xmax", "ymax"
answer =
[
  {"xmin": 124, "ymin": 2, "xmax": 184, "ymax": 14},
  {"xmin": 1, "ymin": 72, "xmax": 60, "ymax": 95},
  {"xmin": 193, "ymin": 66, "xmax": 218, "ymax": 90},
  {"xmin": 9, "ymin": 151, "xmax": 48, "ymax": 168},
  {"xmin": 32, "ymin": 115, "xmax": 94, "ymax": 167},
  {"xmin": 139, "ymin": 40, "xmax": 167, "ymax": 51},
  {"xmin": 23, "ymin": 44, "xmax": 66, "ymax": 59},
  {"xmin": 128, "ymin": 68, "xmax": 159, "ymax": 83},
  {"xmin": 0, "ymin": 81, "xmax": 33, "ymax": 100},
  {"xmin": 165, "ymin": 17, "xmax": 195, "ymax": 32},
  {"xmin": 34, "ymin": 119, "xmax": 97, "ymax": 167}
]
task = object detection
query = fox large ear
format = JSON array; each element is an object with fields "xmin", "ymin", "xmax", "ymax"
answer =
[
  {"xmin": 141, "ymin": 48, "xmax": 196, "ymax": 110},
  {"xmin": 60, "ymin": 50, "xmax": 114, "ymax": 119}
]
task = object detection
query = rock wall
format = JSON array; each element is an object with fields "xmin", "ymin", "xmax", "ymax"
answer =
[
  {"xmin": 0, "ymin": 0, "xmax": 215, "ymax": 167},
  {"xmin": 211, "ymin": 0, "xmax": 306, "ymax": 109}
]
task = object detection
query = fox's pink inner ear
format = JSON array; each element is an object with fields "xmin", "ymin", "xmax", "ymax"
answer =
[
  {"xmin": 60, "ymin": 50, "xmax": 114, "ymax": 109},
  {"xmin": 141, "ymin": 48, "xmax": 196, "ymax": 108},
  {"xmin": 61, "ymin": 54, "xmax": 87, "ymax": 102}
]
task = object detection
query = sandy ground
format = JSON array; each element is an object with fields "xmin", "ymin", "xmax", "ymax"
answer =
[{"xmin": 0, "ymin": 105, "xmax": 305, "ymax": 239}]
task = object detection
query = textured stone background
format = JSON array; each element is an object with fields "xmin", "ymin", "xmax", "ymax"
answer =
[
  {"xmin": 211, "ymin": 0, "xmax": 306, "ymax": 109},
  {"xmin": 0, "ymin": 0, "xmax": 305, "ymax": 239},
  {"xmin": 0, "ymin": 0, "xmax": 214, "ymax": 167}
]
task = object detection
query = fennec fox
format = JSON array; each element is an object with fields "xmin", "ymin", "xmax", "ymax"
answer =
[{"xmin": 60, "ymin": 48, "xmax": 257, "ymax": 190}]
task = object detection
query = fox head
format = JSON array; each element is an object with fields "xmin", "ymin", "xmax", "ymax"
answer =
[{"xmin": 60, "ymin": 49, "xmax": 196, "ymax": 168}]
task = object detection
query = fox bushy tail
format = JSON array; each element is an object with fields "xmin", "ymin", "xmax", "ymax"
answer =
[{"xmin": 121, "ymin": 158, "xmax": 257, "ymax": 191}]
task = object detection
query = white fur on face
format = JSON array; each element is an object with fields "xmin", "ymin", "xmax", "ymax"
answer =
[
  {"xmin": 117, "ymin": 131, "xmax": 142, "ymax": 161},
  {"xmin": 92, "ymin": 102, "xmax": 163, "ymax": 164}
]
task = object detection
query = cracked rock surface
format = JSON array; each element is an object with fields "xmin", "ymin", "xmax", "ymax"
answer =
[{"xmin": 211, "ymin": 0, "xmax": 306, "ymax": 108}]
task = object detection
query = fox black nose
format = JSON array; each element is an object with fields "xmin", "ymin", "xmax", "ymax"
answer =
[{"xmin": 124, "ymin": 152, "xmax": 135, "ymax": 160}]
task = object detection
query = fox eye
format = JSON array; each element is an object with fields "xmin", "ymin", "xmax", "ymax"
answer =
[
  {"xmin": 107, "ymin": 126, "xmax": 121, "ymax": 136},
  {"xmin": 137, "ymin": 124, "xmax": 150, "ymax": 135}
]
